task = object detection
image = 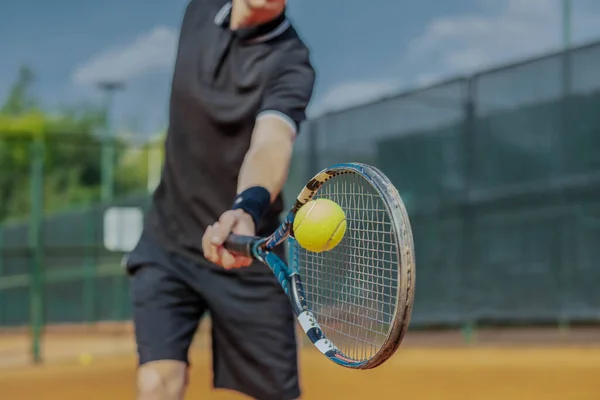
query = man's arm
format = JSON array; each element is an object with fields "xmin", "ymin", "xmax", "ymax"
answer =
[
  {"xmin": 235, "ymin": 45, "xmax": 315, "ymax": 204},
  {"xmin": 201, "ymin": 118, "xmax": 296, "ymax": 270},
  {"xmin": 202, "ymin": 46, "xmax": 315, "ymax": 269},
  {"xmin": 237, "ymin": 115, "xmax": 295, "ymax": 203}
]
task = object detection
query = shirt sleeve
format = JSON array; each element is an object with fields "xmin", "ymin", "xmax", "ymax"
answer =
[{"xmin": 257, "ymin": 47, "xmax": 316, "ymax": 135}]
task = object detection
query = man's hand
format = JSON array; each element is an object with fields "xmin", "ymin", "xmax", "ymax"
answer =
[{"xmin": 202, "ymin": 209, "xmax": 255, "ymax": 269}]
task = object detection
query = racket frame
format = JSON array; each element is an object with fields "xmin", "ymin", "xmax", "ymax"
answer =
[{"xmin": 226, "ymin": 162, "xmax": 415, "ymax": 369}]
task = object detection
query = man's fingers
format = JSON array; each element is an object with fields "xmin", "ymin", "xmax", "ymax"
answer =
[
  {"xmin": 203, "ymin": 225, "xmax": 219, "ymax": 263},
  {"xmin": 204, "ymin": 211, "xmax": 255, "ymax": 269},
  {"xmin": 215, "ymin": 246, "xmax": 253, "ymax": 269},
  {"xmin": 211, "ymin": 212, "xmax": 238, "ymax": 245},
  {"xmin": 217, "ymin": 247, "xmax": 236, "ymax": 269},
  {"xmin": 231, "ymin": 256, "xmax": 253, "ymax": 269},
  {"xmin": 240, "ymin": 256, "xmax": 252, "ymax": 267}
]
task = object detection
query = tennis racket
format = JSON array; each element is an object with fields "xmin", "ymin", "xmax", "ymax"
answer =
[{"xmin": 225, "ymin": 162, "xmax": 415, "ymax": 369}]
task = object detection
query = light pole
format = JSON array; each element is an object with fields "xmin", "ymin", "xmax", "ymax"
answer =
[{"xmin": 96, "ymin": 81, "xmax": 125, "ymax": 204}]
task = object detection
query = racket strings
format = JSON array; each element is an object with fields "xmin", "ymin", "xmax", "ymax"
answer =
[{"xmin": 298, "ymin": 172, "xmax": 400, "ymax": 362}]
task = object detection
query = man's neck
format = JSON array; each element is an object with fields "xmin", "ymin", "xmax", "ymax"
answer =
[{"xmin": 230, "ymin": 0, "xmax": 284, "ymax": 30}]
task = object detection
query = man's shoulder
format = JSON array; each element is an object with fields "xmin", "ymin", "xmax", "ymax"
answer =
[
  {"xmin": 277, "ymin": 23, "xmax": 310, "ymax": 52},
  {"xmin": 269, "ymin": 25, "xmax": 314, "ymax": 72}
]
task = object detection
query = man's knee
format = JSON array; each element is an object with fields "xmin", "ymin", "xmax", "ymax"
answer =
[{"xmin": 137, "ymin": 360, "xmax": 188, "ymax": 400}]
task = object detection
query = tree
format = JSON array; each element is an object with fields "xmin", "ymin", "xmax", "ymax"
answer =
[
  {"xmin": 1, "ymin": 65, "xmax": 36, "ymax": 116},
  {"xmin": 0, "ymin": 108, "xmax": 107, "ymax": 220},
  {"xmin": 114, "ymin": 133, "xmax": 166, "ymax": 197},
  {"xmin": 0, "ymin": 65, "xmax": 162, "ymax": 222},
  {"xmin": 0, "ymin": 67, "xmax": 105, "ymax": 220}
]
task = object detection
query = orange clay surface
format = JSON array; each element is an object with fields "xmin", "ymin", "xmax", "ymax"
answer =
[{"xmin": 1, "ymin": 324, "xmax": 600, "ymax": 400}]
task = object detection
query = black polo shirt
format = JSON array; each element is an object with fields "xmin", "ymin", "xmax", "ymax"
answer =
[{"xmin": 144, "ymin": 0, "xmax": 315, "ymax": 268}]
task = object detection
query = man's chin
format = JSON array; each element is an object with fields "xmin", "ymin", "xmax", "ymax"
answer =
[{"xmin": 243, "ymin": 0, "xmax": 281, "ymax": 11}]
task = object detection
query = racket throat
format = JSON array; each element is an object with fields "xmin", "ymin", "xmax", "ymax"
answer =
[{"xmin": 289, "ymin": 274, "xmax": 308, "ymax": 314}]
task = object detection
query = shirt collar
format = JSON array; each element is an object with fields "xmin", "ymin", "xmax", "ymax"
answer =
[{"xmin": 214, "ymin": 2, "xmax": 291, "ymax": 44}]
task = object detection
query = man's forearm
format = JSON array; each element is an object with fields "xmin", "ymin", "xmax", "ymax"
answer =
[
  {"xmin": 237, "ymin": 138, "xmax": 293, "ymax": 202},
  {"xmin": 237, "ymin": 117, "xmax": 295, "ymax": 202}
]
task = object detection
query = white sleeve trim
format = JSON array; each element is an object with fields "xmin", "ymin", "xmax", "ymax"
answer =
[{"xmin": 256, "ymin": 110, "xmax": 298, "ymax": 137}]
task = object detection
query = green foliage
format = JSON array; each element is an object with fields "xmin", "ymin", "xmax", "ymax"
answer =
[
  {"xmin": 114, "ymin": 138, "xmax": 165, "ymax": 197},
  {"xmin": 0, "ymin": 65, "xmax": 165, "ymax": 222},
  {"xmin": 0, "ymin": 112, "xmax": 103, "ymax": 221}
]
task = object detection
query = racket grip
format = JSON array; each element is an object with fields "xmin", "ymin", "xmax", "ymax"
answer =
[{"xmin": 224, "ymin": 234, "xmax": 257, "ymax": 257}]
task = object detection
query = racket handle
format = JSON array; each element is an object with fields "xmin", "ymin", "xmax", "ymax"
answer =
[{"xmin": 224, "ymin": 234, "xmax": 257, "ymax": 257}]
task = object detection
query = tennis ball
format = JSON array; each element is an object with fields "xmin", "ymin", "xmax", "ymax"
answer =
[
  {"xmin": 293, "ymin": 199, "xmax": 346, "ymax": 253},
  {"xmin": 79, "ymin": 352, "xmax": 93, "ymax": 366}
]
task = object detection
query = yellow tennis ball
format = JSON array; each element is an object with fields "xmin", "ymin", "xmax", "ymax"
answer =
[
  {"xmin": 79, "ymin": 352, "xmax": 93, "ymax": 366},
  {"xmin": 293, "ymin": 199, "xmax": 346, "ymax": 253}
]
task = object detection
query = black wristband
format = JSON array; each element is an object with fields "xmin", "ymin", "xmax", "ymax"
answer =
[{"xmin": 231, "ymin": 186, "xmax": 271, "ymax": 227}]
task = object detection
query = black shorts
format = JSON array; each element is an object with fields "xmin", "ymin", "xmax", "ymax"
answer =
[{"xmin": 126, "ymin": 234, "xmax": 300, "ymax": 400}]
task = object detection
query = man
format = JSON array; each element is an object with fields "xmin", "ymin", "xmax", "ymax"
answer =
[{"xmin": 125, "ymin": 0, "xmax": 315, "ymax": 399}]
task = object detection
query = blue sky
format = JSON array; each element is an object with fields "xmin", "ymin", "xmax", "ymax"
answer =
[{"xmin": 2, "ymin": 0, "xmax": 600, "ymax": 137}]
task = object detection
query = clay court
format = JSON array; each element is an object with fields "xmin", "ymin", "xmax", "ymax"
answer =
[{"xmin": 1, "ymin": 323, "xmax": 600, "ymax": 400}]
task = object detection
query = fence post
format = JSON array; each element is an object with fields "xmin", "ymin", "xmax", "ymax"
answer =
[
  {"xmin": 101, "ymin": 135, "xmax": 115, "ymax": 203},
  {"xmin": 29, "ymin": 137, "xmax": 45, "ymax": 364},
  {"xmin": 83, "ymin": 208, "xmax": 96, "ymax": 326},
  {"xmin": 115, "ymin": 268, "xmax": 127, "ymax": 322},
  {"xmin": 460, "ymin": 77, "xmax": 477, "ymax": 344},
  {"xmin": 0, "ymin": 224, "xmax": 3, "ymax": 326},
  {"xmin": 558, "ymin": 42, "xmax": 572, "ymax": 334}
]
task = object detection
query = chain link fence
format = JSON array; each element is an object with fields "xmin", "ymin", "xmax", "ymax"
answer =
[{"xmin": 1, "ymin": 40, "xmax": 600, "ymax": 364}]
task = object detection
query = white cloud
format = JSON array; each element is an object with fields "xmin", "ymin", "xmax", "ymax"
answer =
[
  {"xmin": 72, "ymin": 26, "xmax": 178, "ymax": 86},
  {"xmin": 309, "ymin": 79, "xmax": 403, "ymax": 116},
  {"xmin": 408, "ymin": 0, "xmax": 600, "ymax": 77}
]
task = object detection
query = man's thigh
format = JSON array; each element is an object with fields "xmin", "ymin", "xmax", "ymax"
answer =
[
  {"xmin": 200, "ymin": 269, "xmax": 300, "ymax": 400},
  {"xmin": 130, "ymin": 262, "xmax": 206, "ymax": 365}
]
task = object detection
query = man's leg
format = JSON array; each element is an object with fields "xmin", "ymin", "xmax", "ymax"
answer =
[
  {"xmin": 130, "ymin": 263, "xmax": 205, "ymax": 400},
  {"xmin": 136, "ymin": 361, "xmax": 188, "ymax": 400},
  {"xmin": 199, "ymin": 268, "xmax": 301, "ymax": 400}
]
